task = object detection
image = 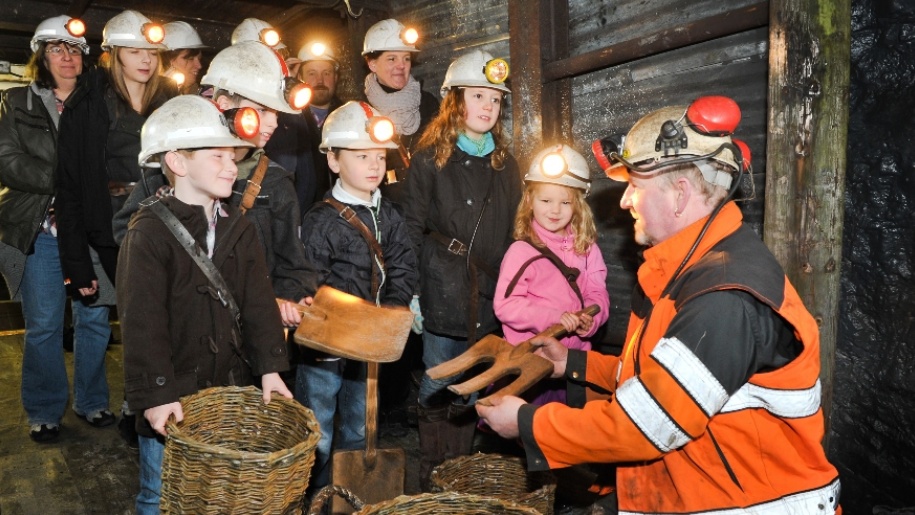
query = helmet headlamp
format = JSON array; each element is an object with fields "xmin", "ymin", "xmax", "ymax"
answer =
[
  {"xmin": 359, "ymin": 102, "xmax": 395, "ymax": 144},
  {"xmin": 401, "ymin": 27, "xmax": 419, "ymax": 45},
  {"xmin": 142, "ymin": 22, "xmax": 165, "ymax": 45},
  {"xmin": 66, "ymin": 18, "xmax": 86, "ymax": 38},
  {"xmin": 483, "ymin": 58, "xmax": 510, "ymax": 85},
  {"xmin": 223, "ymin": 107, "xmax": 261, "ymax": 140},
  {"xmin": 284, "ymin": 78, "xmax": 312, "ymax": 110},
  {"xmin": 260, "ymin": 28, "xmax": 281, "ymax": 47},
  {"xmin": 310, "ymin": 42, "xmax": 327, "ymax": 57},
  {"xmin": 540, "ymin": 152, "xmax": 567, "ymax": 178}
]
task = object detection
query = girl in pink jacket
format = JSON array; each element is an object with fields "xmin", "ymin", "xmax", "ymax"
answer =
[{"xmin": 494, "ymin": 144, "xmax": 610, "ymax": 405}]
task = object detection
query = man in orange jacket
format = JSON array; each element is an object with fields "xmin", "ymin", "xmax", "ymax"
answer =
[{"xmin": 477, "ymin": 97, "xmax": 841, "ymax": 514}]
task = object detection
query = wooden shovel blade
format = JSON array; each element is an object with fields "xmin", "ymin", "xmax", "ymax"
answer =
[
  {"xmin": 287, "ymin": 286, "xmax": 413, "ymax": 363},
  {"xmin": 330, "ymin": 448, "xmax": 405, "ymax": 514}
]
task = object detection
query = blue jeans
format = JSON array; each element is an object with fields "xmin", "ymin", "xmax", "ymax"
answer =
[
  {"xmin": 137, "ymin": 434, "xmax": 165, "ymax": 515},
  {"xmin": 20, "ymin": 233, "xmax": 111, "ymax": 425},
  {"xmin": 295, "ymin": 359, "xmax": 365, "ymax": 490},
  {"xmin": 418, "ymin": 331, "xmax": 476, "ymax": 407}
]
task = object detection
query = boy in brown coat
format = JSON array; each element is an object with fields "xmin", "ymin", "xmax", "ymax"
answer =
[{"xmin": 117, "ymin": 95, "xmax": 292, "ymax": 514}]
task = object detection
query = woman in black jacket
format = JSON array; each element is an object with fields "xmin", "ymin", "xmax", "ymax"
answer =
[
  {"xmin": 0, "ymin": 15, "xmax": 115, "ymax": 442},
  {"xmin": 403, "ymin": 50, "xmax": 522, "ymax": 489}
]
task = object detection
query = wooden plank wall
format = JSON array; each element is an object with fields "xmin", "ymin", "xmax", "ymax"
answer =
[{"xmin": 389, "ymin": 0, "xmax": 770, "ymax": 349}]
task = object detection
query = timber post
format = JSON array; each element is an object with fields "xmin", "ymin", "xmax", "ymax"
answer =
[{"xmin": 765, "ymin": 0, "xmax": 850, "ymax": 438}]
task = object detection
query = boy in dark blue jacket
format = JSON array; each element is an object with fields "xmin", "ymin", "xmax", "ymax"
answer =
[{"xmin": 297, "ymin": 101, "xmax": 418, "ymax": 493}]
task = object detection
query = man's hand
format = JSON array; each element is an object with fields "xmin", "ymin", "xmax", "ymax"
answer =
[
  {"xmin": 261, "ymin": 372, "xmax": 293, "ymax": 403},
  {"xmin": 476, "ymin": 395, "xmax": 526, "ymax": 439},
  {"xmin": 144, "ymin": 402, "xmax": 183, "ymax": 436},
  {"xmin": 531, "ymin": 335, "xmax": 569, "ymax": 379}
]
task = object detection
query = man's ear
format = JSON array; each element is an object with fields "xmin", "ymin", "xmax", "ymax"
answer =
[
  {"xmin": 367, "ymin": 59, "xmax": 378, "ymax": 74},
  {"xmin": 326, "ymin": 150, "xmax": 341, "ymax": 175},
  {"xmin": 164, "ymin": 151, "xmax": 188, "ymax": 178},
  {"xmin": 675, "ymin": 176, "xmax": 693, "ymax": 210}
]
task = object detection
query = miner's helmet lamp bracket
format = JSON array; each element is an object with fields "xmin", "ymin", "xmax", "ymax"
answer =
[{"xmin": 656, "ymin": 119, "xmax": 688, "ymax": 155}]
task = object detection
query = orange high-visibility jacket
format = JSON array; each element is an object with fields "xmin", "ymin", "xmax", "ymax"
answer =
[{"xmin": 518, "ymin": 202, "xmax": 840, "ymax": 514}]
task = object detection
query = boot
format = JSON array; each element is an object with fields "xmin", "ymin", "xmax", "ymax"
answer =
[
  {"xmin": 441, "ymin": 403, "xmax": 476, "ymax": 462},
  {"xmin": 417, "ymin": 404, "xmax": 450, "ymax": 492}
]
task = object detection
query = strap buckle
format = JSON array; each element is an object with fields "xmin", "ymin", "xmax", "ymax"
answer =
[
  {"xmin": 447, "ymin": 238, "xmax": 468, "ymax": 256},
  {"xmin": 338, "ymin": 205, "xmax": 358, "ymax": 222}
]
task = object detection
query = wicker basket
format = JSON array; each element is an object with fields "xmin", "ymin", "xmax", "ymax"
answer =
[
  {"xmin": 160, "ymin": 386, "xmax": 321, "ymax": 514},
  {"xmin": 308, "ymin": 485, "xmax": 542, "ymax": 514},
  {"xmin": 430, "ymin": 453, "xmax": 556, "ymax": 515}
]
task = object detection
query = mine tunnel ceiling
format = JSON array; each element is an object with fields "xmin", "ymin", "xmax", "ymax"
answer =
[{"xmin": 0, "ymin": 0, "xmax": 374, "ymax": 64}]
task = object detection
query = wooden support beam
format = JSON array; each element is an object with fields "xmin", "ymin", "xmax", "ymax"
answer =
[
  {"xmin": 540, "ymin": 0, "xmax": 572, "ymax": 146},
  {"xmin": 508, "ymin": 0, "xmax": 544, "ymax": 171},
  {"xmin": 765, "ymin": 0, "xmax": 850, "ymax": 438},
  {"xmin": 543, "ymin": 1, "xmax": 768, "ymax": 82}
]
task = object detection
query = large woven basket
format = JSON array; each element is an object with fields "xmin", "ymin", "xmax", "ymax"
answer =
[
  {"xmin": 160, "ymin": 386, "xmax": 321, "ymax": 514},
  {"xmin": 430, "ymin": 453, "xmax": 556, "ymax": 515},
  {"xmin": 308, "ymin": 485, "xmax": 542, "ymax": 514}
]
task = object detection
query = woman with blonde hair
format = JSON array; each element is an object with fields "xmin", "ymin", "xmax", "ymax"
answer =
[{"xmin": 54, "ymin": 9, "xmax": 174, "ymax": 447}]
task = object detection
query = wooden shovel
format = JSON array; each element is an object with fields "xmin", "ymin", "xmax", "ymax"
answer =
[
  {"xmin": 281, "ymin": 285, "xmax": 414, "ymax": 362},
  {"xmin": 426, "ymin": 305, "xmax": 601, "ymax": 406},
  {"xmin": 329, "ymin": 362, "xmax": 405, "ymax": 513}
]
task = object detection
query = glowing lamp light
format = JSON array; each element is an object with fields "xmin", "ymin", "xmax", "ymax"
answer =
[
  {"xmin": 143, "ymin": 23, "xmax": 165, "ymax": 45},
  {"xmin": 401, "ymin": 27, "xmax": 419, "ymax": 45},
  {"xmin": 541, "ymin": 152, "xmax": 567, "ymax": 178},
  {"xmin": 224, "ymin": 107, "xmax": 260, "ymax": 139},
  {"xmin": 484, "ymin": 58, "xmax": 510, "ymax": 84},
  {"xmin": 260, "ymin": 28, "xmax": 281, "ymax": 47},
  {"xmin": 172, "ymin": 71, "xmax": 185, "ymax": 87},
  {"xmin": 368, "ymin": 117, "xmax": 395, "ymax": 144},
  {"xmin": 289, "ymin": 84, "xmax": 312, "ymax": 110},
  {"xmin": 310, "ymin": 42, "xmax": 327, "ymax": 57},
  {"xmin": 66, "ymin": 18, "xmax": 86, "ymax": 38}
]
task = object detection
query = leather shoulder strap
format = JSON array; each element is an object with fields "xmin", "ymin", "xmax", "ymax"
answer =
[
  {"xmin": 147, "ymin": 200, "xmax": 244, "ymax": 334},
  {"xmin": 323, "ymin": 197, "xmax": 385, "ymax": 300},
  {"xmin": 504, "ymin": 240, "xmax": 585, "ymax": 308},
  {"xmin": 239, "ymin": 154, "xmax": 270, "ymax": 214}
]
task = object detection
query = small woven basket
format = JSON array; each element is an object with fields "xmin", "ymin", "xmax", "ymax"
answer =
[
  {"xmin": 430, "ymin": 453, "xmax": 556, "ymax": 515},
  {"xmin": 160, "ymin": 386, "xmax": 321, "ymax": 515},
  {"xmin": 308, "ymin": 485, "xmax": 542, "ymax": 514}
]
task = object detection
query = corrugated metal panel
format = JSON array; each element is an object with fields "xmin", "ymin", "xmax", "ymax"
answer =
[{"xmin": 388, "ymin": 0, "xmax": 769, "ymax": 348}]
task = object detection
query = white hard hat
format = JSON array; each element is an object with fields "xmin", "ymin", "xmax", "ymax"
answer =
[
  {"xmin": 362, "ymin": 19, "xmax": 419, "ymax": 55},
  {"xmin": 101, "ymin": 10, "xmax": 165, "ymax": 51},
  {"xmin": 163, "ymin": 21, "xmax": 207, "ymax": 50},
  {"xmin": 525, "ymin": 144, "xmax": 592, "ymax": 196},
  {"xmin": 139, "ymin": 95, "xmax": 254, "ymax": 167},
  {"xmin": 231, "ymin": 18, "xmax": 285, "ymax": 49},
  {"xmin": 30, "ymin": 15, "xmax": 89, "ymax": 54},
  {"xmin": 596, "ymin": 96, "xmax": 747, "ymax": 188},
  {"xmin": 297, "ymin": 41, "xmax": 337, "ymax": 64},
  {"xmin": 320, "ymin": 101, "xmax": 398, "ymax": 152},
  {"xmin": 440, "ymin": 50, "xmax": 510, "ymax": 97},
  {"xmin": 201, "ymin": 41, "xmax": 307, "ymax": 114}
]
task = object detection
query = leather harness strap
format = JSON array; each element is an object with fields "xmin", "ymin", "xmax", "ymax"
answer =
[
  {"xmin": 323, "ymin": 197, "xmax": 385, "ymax": 300},
  {"xmin": 504, "ymin": 240, "xmax": 585, "ymax": 309},
  {"xmin": 239, "ymin": 154, "xmax": 270, "ymax": 214}
]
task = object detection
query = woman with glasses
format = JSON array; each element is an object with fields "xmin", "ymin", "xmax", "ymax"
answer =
[
  {"xmin": 0, "ymin": 15, "xmax": 114, "ymax": 443},
  {"xmin": 53, "ymin": 10, "xmax": 175, "ymax": 447}
]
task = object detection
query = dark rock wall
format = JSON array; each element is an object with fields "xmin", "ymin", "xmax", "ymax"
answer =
[{"xmin": 832, "ymin": 0, "xmax": 915, "ymax": 511}]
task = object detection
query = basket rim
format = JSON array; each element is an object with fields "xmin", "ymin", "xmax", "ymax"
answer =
[{"xmin": 164, "ymin": 385, "xmax": 320, "ymax": 463}]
